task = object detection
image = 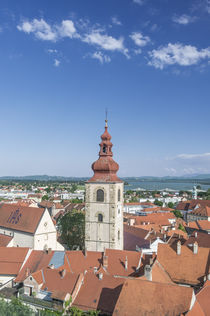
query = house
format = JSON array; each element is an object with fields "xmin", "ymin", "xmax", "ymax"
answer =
[
  {"xmin": 187, "ymin": 205, "xmax": 210, "ymax": 222},
  {"xmin": 0, "ymin": 247, "xmax": 30, "ymax": 288},
  {"xmin": 157, "ymin": 243, "xmax": 210, "ymax": 288},
  {"xmin": 177, "ymin": 200, "xmax": 210, "ymax": 220},
  {"xmin": 0, "ymin": 204, "xmax": 63, "ymax": 250}
]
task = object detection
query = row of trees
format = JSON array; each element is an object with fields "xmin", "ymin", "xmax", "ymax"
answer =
[{"xmin": 0, "ymin": 298, "xmax": 99, "ymax": 316}]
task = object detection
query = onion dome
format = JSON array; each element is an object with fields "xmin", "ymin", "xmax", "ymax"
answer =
[{"xmin": 89, "ymin": 120, "xmax": 122, "ymax": 182}]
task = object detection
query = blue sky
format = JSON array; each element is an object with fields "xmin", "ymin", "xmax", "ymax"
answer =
[{"xmin": 0, "ymin": 0, "xmax": 210, "ymax": 177}]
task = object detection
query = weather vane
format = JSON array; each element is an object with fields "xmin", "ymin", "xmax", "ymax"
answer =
[{"xmin": 105, "ymin": 108, "xmax": 108, "ymax": 127}]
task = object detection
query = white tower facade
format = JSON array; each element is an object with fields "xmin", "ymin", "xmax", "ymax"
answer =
[{"xmin": 85, "ymin": 121, "xmax": 124, "ymax": 252}]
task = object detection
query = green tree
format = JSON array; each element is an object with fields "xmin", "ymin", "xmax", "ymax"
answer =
[
  {"xmin": 173, "ymin": 210, "xmax": 183, "ymax": 218},
  {"xmin": 58, "ymin": 210, "xmax": 85, "ymax": 250},
  {"xmin": 70, "ymin": 184, "xmax": 78, "ymax": 193},
  {"xmin": 178, "ymin": 224, "xmax": 186, "ymax": 232},
  {"xmin": 154, "ymin": 199, "xmax": 163, "ymax": 207},
  {"xmin": 0, "ymin": 297, "xmax": 33, "ymax": 316},
  {"xmin": 42, "ymin": 195, "xmax": 49, "ymax": 201},
  {"xmin": 167, "ymin": 202, "xmax": 174, "ymax": 209}
]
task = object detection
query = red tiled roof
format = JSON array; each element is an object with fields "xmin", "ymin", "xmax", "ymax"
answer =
[
  {"xmin": 65, "ymin": 251, "xmax": 103, "ymax": 273},
  {"xmin": 73, "ymin": 272, "xmax": 124, "ymax": 314},
  {"xmin": 0, "ymin": 234, "xmax": 13, "ymax": 247},
  {"xmin": 0, "ymin": 247, "xmax": 29, "ymax": 275},
  {"xmin": 197, "ymin": 220, "xmax": 210, "ymax": 230},
  {"xmin": 0, "ymin": 204, "xmax": 45, "ymax": 234},
  {"xmin": 15, "ymin": 250, "xmax": 54, "ymax": 282},
  {"xmin": 103, "ymin": 249, "xmax": 141, "ymax": 277},
  {"xmin": 157, "ymin": 243, "xmax": 210, "ymax": 285},
  {"xmin": 113, "ymin": 279, "xmax": 193, "ymax": 316}
]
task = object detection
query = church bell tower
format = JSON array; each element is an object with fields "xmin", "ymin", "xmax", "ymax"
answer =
[{"xmin": 85, "ymin": 120, "xmax": 124, "ymax": 251}]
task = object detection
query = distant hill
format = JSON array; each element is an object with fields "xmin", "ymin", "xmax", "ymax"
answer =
[{"xmin": 0, "ymin": 174, "xmax": 210, "ymax": 183}]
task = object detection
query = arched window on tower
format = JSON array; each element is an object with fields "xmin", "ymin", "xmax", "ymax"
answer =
[
  {"xmin": 98, "ymin": 214, "xmax": 103, "ymax": 222},
  {"xmin": 103, "ymin": 145, "xmax": 107, "ymax": 153},
  {"xmin": 96, "ymin": 189, "xmax": 104, "ymax": 202},
  {"xmin": 118, "ymin": 189, "xmax": 121, "ymax": 202}
]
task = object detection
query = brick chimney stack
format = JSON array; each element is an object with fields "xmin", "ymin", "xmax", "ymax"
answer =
[
  {"xmin": 193, "ymin": 241, "xmax": 198, "ymax": 254},
  {"xmin": 177, "ymin": 241, "xmax": 181, "ymax": 255},
  {"xmin": 103, "ymin": 255, "xmax": 108, "ymax": 268},
  {"xmin": 125, "ymin": 256, "xmax": 128, "ymax": 271}
]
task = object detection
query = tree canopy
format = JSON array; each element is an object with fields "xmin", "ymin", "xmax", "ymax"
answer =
[{"xmin": 58, "ymin": 210, "xmax": 85, "ymax": 250}]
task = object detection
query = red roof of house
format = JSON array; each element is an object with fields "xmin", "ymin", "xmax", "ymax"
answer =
[
  {"xmin": 157, "ymin": 243, "xmax": 210, "ymax": 285},
  {"xmin": 0, "ymin": 247, "xmax": 29, "ymax": 275},
  {"xmin": 15, "ymin": 250, "xmax": 55, "ymax": 282},
  {"xmin": 73, "ymin": 272, "xmax": 124, "ymax": 314},
  {"xmin": 0, "ymin": 204, "xmax": 45, "ymax": 234},
  {"xmin": 0, "ymin": 234, "xmax": 13, "ymax": 247},
  {"xmin": 113, "ymin": 279, "xmax": 193, "ymax": 316}
]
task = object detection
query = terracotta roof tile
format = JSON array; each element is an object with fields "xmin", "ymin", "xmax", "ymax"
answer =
[
  {"xmin": 73, "ymin": 272, "xmax": 124, "ymax": 314},
  {"xmin": 113, "ymin": 279, "xmax": 193, "ymax": 316},
  {"xmin": 184, "ymin": 231, "xmax": 210, "ymax": 249},
  {"xmin": 0, "ymin": 204, "xmax": 45, "ymax": 234},
  {"xmin": 157, "ymin": 243, "xmax": 210, "ymax": 285},
  {"xmin": 15, "ymin": 250, "xmax": 54, "ymax": 283},
  {"xmin": 0, "ymin": 247, "xmax": 29, "ymax": 275},
  {"xmin": 103, "ymin": 249, "xmax": 141, "ymax": 277},
  {"xmin": 65, "ymin": 251, "xmax": 103, "ymax": 273},
  {"xmin": 0, "ymin": 234, "xmax": 13, "ymax": 247}
]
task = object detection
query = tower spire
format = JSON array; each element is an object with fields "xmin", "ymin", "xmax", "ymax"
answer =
[
  {"xmin": 105, "ymin": 108, "xmax": 108, "ymax": 128},
  {"xmin": 88, "ymin": 119, "xmax": 122, "ymax": 183}
]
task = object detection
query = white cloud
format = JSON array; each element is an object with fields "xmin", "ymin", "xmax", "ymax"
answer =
[
  {"xmin": 57, "ymin": 20, "xmax": 77, "ymax": 38},
  {"xmin": 111, "ymin": 17, "xmax": 122, "ymax": 26},
  {"xmin": 17, "ymin": 19, "xmax": 57, "ymax": 41},
  {"xmin": 206, "ymin": 0, "xmax": 210, "ymax": 13},
  {"xmin": 91, "ymin": 51, "xmax": 111, "ymax": 64},
  {"xmin": 176, "ymin": 153, "xmax": 210, "ymax": 160},
  {"xmin": 48, "ymin": 49, "xmax": 57, "ymax": 54},
  {"xmin": 54, "ymin": 59, "xmax": 60, "ymax": 67},
  {"xmin": 134, "ymin": 48, "xmax": 142, "ymax": 55},
  {"xmin": 17, "ymin": 18, "xmax": 77, "ymax": 42},
  {"xmin": 83, "ymin": 30, "xmax": 128, "ymax": 56},
  {"xmin": 172, "ymin": 14, "xmax": 196, "ymax": 25},
  {"xmin": 130, "ymin": 32, "xmax": 150, "ymax": 47},
  {"xmin": 148, "ymin": 43, "xmax": 210, "ymax": 69},
  {"xmin": 133, "ymin": 0, "xmax": 145, "ymax": 5}
]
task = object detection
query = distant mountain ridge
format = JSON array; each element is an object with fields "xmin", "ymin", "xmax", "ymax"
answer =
[{"xmin": 0, "ymin": 174, "xmax": 210, "ymax": 181}]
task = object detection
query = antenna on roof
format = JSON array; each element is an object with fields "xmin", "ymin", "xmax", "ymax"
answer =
[{"xmin": 105, "ymin": 108, "xmax": 108, "ymax": 127}]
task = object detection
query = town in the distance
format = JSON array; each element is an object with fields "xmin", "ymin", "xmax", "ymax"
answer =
[{"xmin": 0, "ymin": 121, "xmax": 209, "ymax": 316}]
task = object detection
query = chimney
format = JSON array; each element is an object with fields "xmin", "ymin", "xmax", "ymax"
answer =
[
  {"xmin": 144, "ymin": 265, "xmax": 152, "ymax": 281},
  {"xmin": 60, "ymin": 269, "xmax": 66, "ymax": 278},
  {"xmin": 177, "ymin": 241, "xmax": 181, "ymax": 255},
  {"xmin": 125, "ymin": 256, "xmax": 128, "ymax": 271},
  {"xmin": 129, "ymin": 218, "xmax": 135, "ymax": 226},
  {"xmin": 48, "ymin": 248, "xmax": 52, "ymax": 254},
  {"xmin": 26, "ymin": 268, "xmax": 30, "ymax": 277},
  {"xmin": 103, "ymin": 255, "xmax": 108, "ymax": 269},
  {"xmin": 98, "ymin": 273, "xmax": 103, "ymax": 280},
  {"xmin": 195, "ymin": 232, "xmax": 197, "ymax": 238},
  {"xmin": 193, "ymin": 242, "xmax": 198, "ymax": 254}
]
